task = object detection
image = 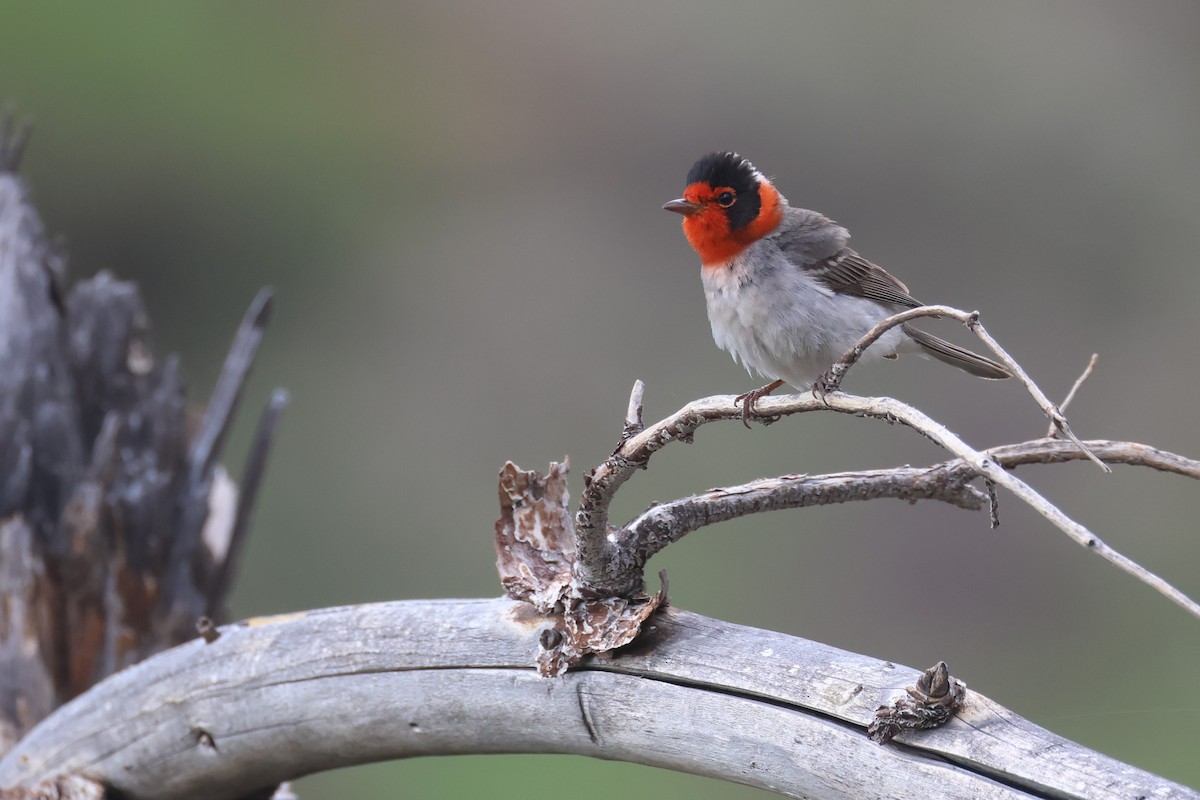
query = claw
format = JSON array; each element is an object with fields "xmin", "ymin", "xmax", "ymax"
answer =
[
  {"xmin": 734, "ymin": 380, "xmax": 785, "ymax": 428},
  {"xmin": 812, "ymin": 370, "xmax": 840, "ymax": 406}
]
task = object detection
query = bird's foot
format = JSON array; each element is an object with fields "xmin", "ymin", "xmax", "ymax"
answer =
[
  {"xmin": 812, "ymin": 367, "xmax": 844, "ymax": 406},
  {"xmin": 734, "ymin": 380, "xmax": 785, "ymax": 428}
]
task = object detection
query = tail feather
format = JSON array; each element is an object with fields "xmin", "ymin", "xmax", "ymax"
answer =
[{"xmin": 903, "ymin": 324, "xmax": 1011, "ymax": 380}]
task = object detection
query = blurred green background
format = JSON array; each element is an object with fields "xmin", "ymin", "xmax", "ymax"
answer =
[{"xmin": 4, "ymin": 1, "xmax": 1199, "ymax": 795}]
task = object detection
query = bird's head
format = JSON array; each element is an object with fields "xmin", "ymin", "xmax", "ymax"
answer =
[{"xmin": 663, "ymin": 152, "xmax": 785, "ymax": 265}]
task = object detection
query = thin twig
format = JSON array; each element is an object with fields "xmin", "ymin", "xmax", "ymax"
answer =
[
  {"xmin": 1048, "ymin": 353, "xmax": 1099, "ymax": 437},
  {"xmin": 964, "ymin": 315, "xmax": 1110, "ymax": 473},
  {"xmin": 578, "ymin": 307, "xmax": 1111, "ymax": 589},
  {"xmin": 188, "ymin": 288, "xmax": 274, "ymax": 481},
  {"xmin": 822, "ymin": 304, "xmax": 1109, "ymax": 472}
]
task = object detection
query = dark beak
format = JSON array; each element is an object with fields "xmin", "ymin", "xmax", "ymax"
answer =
[{"xmin": 662, "ymin": 197, "xmax": 701, "ymax": 216}]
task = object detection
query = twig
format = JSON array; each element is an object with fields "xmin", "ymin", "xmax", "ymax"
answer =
[
  {"xmin": 819, "ymin": 305, "xmax": 965, "ymax": 392},
  {"xmin": 985, "ymin": 479, "xmax": 999, "ymax": 528},
  {"xmin": 821, "ymin": 305, "xmax": 1110, "ymax": 472},
  {"xmin": 577, "ymin": 390, "xmax": 1200, "ymax": 619},
  {"xmin": 188, "ymin": 288, "xmax": 275, "ymax": 481},
  {"xmin": 572, "ymin": 380, "xmax": 649, "ymax": 593},
  {"xmin": 964, "ymin": 314, "xmax": 1110, "ymax": 473},
  {"xmin": 1048, "ymin": 353, "xmax": 1099, "ymax": 437},
  {"xmin": 793, "ymin": 396, "xmax": 1189, "ymax": 616}
]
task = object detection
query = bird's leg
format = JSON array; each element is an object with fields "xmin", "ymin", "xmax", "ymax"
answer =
[{"xmin": 734, "ymin": 379, "xmax": 784, "ymax": 428}]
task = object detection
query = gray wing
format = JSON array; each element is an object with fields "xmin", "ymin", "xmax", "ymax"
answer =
[
  {"xmin": 773, "ymin": 207, "xmax": 921, "ymax": 308},
  {"xmin": 806, "ymin": 249, "xmax": 921, "ymax": 308}
]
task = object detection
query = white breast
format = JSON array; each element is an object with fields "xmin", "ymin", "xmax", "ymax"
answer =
[{"xmin": 701, "ymin": 246, "xmax": 909, "ymax": 389}]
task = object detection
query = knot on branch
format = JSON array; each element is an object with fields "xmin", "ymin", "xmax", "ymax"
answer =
[{"xmin": 868, "ymin": 661, "xmax": 966, "ymax": 744}]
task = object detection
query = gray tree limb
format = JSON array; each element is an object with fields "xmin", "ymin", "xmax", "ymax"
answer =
[
  {"xmin": 1, "ymin": 598, "xmax": 1192, "ymax": 800},
  {"xmin": 621, "ymin": 437, "xmax": 1200, "ymax": 568}
]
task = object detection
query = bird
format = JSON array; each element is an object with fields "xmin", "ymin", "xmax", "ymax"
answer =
[{"xmin": 663, "ymin": 151, "xmax": 1009, "ymax": 423}]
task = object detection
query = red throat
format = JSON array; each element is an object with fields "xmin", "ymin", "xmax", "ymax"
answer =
[{"xmin": 682, "ymin": 181, "xmax": 783, "ymax": 266}]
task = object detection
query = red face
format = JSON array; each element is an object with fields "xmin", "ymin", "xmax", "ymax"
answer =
[{"xmin": 668, "ymin": 178, "xmax": 783, "ymax": 266}]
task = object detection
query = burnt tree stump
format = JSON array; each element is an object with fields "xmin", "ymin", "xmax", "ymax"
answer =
[{"xmin": 0, "ymin": 115, "xmax": 285, "ymax": 755}]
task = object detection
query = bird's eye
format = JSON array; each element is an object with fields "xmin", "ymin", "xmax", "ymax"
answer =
[{"xmin": 716, "ymin": 191, "xmax": 736, "ymax": 208}]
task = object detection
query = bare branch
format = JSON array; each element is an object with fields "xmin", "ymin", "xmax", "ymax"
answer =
[
  {"xmin": 577, "ymin": 303, "xmax": 1119, "ymax": 598},
  {"xmin": 786, "ymin": 395, "xmax": 1191, "ymax": 616},
  {"xmin": 573, "ymin": 381, "xmax": 653, "ymax": 595},
  {"xmin": 988, "ymin": 438, "xmax": 1200, "ymax": 477},
  {"xmin": 820, "ymin": 304, "xmax": 1110, "ymax": 472},
  {"xmin": 575, "ymin": 306, "xmax": 1121, "ymax": 596},
  {"xmin": 576, "ymin": 390, "xmax": 1200, "ymax": 619},
  {"xmin": 1, "ymin": 599, "xmax": 1191, "ymax": 800},
  {"xmin": 1048, "ymin": 353, "xmax": 1099, "ymax": 436},
  {"xmin": 620, "ymin": 467, "xmax": 988, "ymax": 565},
  {"xmin": 620, "ymin": 436, "xmax": 1200, "ymax": 584}
]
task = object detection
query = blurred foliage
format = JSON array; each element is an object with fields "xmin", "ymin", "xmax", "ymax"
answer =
[{"xmin": 3, "ymin": 1, "xmax": 1198, "ymax": 795}]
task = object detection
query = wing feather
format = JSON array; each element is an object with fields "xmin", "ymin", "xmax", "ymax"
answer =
[{"xmin": 804, "ymin": 250, "xmax": 921, "ymax": 308}]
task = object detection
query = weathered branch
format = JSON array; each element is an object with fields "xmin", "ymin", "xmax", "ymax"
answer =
[
  {"xmin": 620, "ymin": 437, "xmax": 1200, "ymax": 569},
  {"xmin": 574, "ymin": 304, "xmax": 1125, "ymax": 598},
  {"xmin": 572, "ymin": 388, "xmax": 1200, "ymax": 619},
  {"xmin": 989, "ymin": 438, "xmax": 1200, "ymax": 476},
  {"xmin": 623, "ymin": 467, "xmax": 989, "ymax": 564},
  {"xmin": 1, "ymin": 598, "xmax": 1192, "ymax": 800}
]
